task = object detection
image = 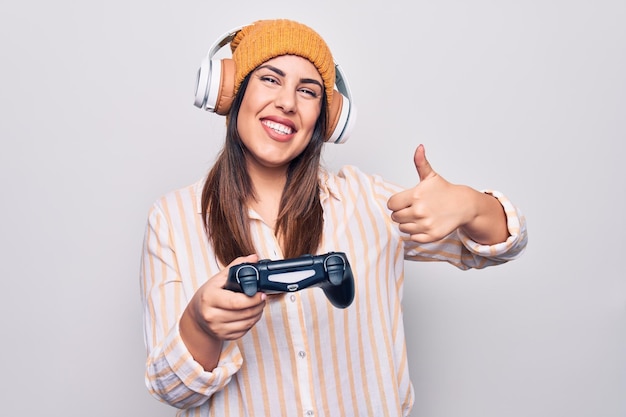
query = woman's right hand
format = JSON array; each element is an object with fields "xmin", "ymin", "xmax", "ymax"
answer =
[{"xmin": 179, "ymin": 254, "xmax": 267, "ymax": 370}]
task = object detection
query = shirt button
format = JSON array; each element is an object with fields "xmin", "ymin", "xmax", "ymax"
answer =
[
  {"xmin": 290, "ymin": 295, "xmax": 296, "ymax": 302},
  {"xmin": 298, "ymin": 351, "xmax": 306, "ymax": 359},
  {"xmin": 306, "ymin": 411, "xmax": 314, "ymax": 416}
]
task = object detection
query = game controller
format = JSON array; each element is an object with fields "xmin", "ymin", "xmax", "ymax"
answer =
[{"xmin": 225, "ymin": 252, "xmax": 355, "ymax": 309}]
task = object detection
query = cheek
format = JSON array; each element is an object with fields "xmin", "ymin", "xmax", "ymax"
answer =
[
  {"xmin": 236, "ymin": 99, "xmax": 255, "ymax": 139},
  {"xmin": 303, "ymin": 104, "xmax": 322, "ymax": 131}
]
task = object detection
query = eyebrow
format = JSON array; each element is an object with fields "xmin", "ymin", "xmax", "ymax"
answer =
[{"xmin": 257, "ymin": 64, "xmax": 324, "ymax": 89}]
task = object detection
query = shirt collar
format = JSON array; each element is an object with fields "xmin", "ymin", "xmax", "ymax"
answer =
[{"xmin": 318, "ymin": 167, "xmax": 342, "ymax": 203}]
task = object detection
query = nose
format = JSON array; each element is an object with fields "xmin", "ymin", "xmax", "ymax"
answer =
[{"xmin": 274, "ymin": 86, "xmax": 297, "ymax": 114}]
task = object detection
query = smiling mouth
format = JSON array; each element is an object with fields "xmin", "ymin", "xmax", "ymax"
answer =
[{"xmin": 262, "ymin": 120, "xmax": 294, "ymax": 135}]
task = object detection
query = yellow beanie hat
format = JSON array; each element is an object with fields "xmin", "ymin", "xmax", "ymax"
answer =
[{"xmin": 230, "ymin": 19, "xmax": 335, "ymax": 107}]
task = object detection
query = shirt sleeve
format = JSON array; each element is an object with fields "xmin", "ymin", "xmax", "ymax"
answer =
[{"xmin": 139, "ymin": 201, "xmax": 243, "ymax": 409}]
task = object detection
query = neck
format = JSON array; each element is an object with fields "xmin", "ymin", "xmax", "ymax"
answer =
[
  {"xmin": 246, "ymin": 159, "xmax": 288, "ymax": 230},
  {"xmin": 247, "ymin": 158, "xmax": 288, "ymax": 191}
]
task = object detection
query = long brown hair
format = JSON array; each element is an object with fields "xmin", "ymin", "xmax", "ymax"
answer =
[{"xmin": 201, "ymin": 73, "xmax": 328, "ymax": 266}]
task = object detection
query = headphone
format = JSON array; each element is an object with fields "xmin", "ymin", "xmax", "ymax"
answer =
[{"xmin": 193, "ymin": 25, "xmax": 356, "ymax": 144}]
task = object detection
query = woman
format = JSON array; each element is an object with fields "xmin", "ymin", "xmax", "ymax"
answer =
[{"xmin": 140, "ymin": 19, "xmax": 527, "ymax": 416}]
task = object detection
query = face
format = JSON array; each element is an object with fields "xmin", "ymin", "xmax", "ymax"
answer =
[{"xmin": 236, "ymin": 55, "xmax": 324, "ymax": 173}]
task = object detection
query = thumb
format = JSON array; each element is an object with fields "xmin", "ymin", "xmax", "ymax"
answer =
[
  {"xmin": 413, "ymin": 144, "xmax": 434, "ymax": 181},
  {"xmin": 217, "ymin": 254, "xmax": 259, "ymax": 287}
]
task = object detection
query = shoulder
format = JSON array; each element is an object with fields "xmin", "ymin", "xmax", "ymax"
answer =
[
  {"xmin": 321, "ymin": 165, "xmax": 403, "ymax": 199},
  {"xmin": 149, "ymin": 177, "xmax": 205, "ymax": 219}
]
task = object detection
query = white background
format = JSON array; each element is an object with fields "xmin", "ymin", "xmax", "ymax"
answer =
[{"xmin": 1, "ymin": 0, "xmax": 624, "ymax": 416}]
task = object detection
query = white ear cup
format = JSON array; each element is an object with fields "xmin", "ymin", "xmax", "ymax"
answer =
[
  {"xmin": 328, "ymin": 92, "xmax": 357, "ymax": 144},
  {"xmin": 194, "ymin": 57, "xmax": 223, "ymax": 112},
  {"xmin": 194, "ymin": 27, "xmax": 242, "ymax": 111},
  {"xmin": 328, "ymin": 64, "xmax": 356, "ymax": 144},
  {"xmin": 193, "ymin": 58, "xmax": 208, "ymax": 108},
  {"xmin": 194, "ymin": 25, "xmax": 356, "ymax": 144}
]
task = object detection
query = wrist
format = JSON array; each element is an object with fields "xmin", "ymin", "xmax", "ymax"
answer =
[
  {"xmin": 180, "ymin": 304, "xmax": 223, "ymax": 371},
  {"xmin": 460, "ymin": 190, "xmax": 509, "ymax": 245}
]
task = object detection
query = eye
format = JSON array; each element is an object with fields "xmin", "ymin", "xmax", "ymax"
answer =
[
  {"xmin": 298, "ymin": 87, "xmax": 319, "ymax": 98},
  {"xmin": 259, "ymin": 75, "xmax": 279, "ymax": 85}
]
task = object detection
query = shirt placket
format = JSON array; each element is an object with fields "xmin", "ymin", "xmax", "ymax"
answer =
[
  {"xmin": 252, "ymin": 213, "xmax": 316, "ymax": 417},
  {"xmin": 286, "ymin": 291, "xmax": 315, "ymax": 417}
]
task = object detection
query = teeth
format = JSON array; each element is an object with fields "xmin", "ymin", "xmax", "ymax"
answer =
[{"xmin": 263, "ymin": 120, "xmax": 293, "ymax": 135}]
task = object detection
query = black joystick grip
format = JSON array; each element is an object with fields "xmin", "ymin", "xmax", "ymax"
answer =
[
  {"xmin": 325, "ymin": 254, "xmax": 345, "ymax": 286},
  {"xmin": 234, "ymin": 265, "xmax": 258, "ymax": 297},
  {"xmin": 225, "ymin": 252, "xmax": 355, "ymax": 309}
]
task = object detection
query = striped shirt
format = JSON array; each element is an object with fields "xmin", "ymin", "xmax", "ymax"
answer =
[{"xmin": 140, "ymin": 165, "xmax": 527, "ymax": 417}]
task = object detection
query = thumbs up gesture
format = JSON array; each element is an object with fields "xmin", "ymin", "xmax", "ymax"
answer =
[{"xmin": 387, "ymin": 144, "xmax": 488, "ymax": 244}]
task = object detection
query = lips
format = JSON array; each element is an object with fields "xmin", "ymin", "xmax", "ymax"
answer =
[
  {"xmin": 262, "ymin": 119, "xmax": 294, "ymax": 135},
  {"xmin": 261, "ymin": 118, "xmax": 297, "ymax": 142}
]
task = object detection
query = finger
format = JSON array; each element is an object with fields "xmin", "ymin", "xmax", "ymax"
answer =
[
  {"xmin": 388, "ymin": 145, "xmax": 433, "ymax": 212},
  {"xmin": 203, "ymin": 289, "xmax": 266, "ymax": 334},
  {"xmin": 389, "ymin": 204, "xmax": 415, "ymax": 223},
  {"xmin": 213, "ymin": 254, "xmax": 260, "ymax": 288},
  {"xmin": 228, "ymin": 254, "xmax": 260, "ymax": 268},
  {"xmin": 220, "ymin": 254, "xmax": 266, "ymax": 309},
  {"xmin": 408, "ymin": 232, "xmax": 439, "ymax": 244},
  {"xmin": 387, "ymin": 188, "xmax": 413, "ymax": 212},
  {"xmin": 210, "ymin": 307, "xmax": 266, "ymax": 341},
  {"xmin": 413, "ymin": 144, "xmax": 435, "ymax": 182},
  {"xmin": 220, "ymin": 314, "xmax": 264, "ymax": 340},
  {"xmin": 220, "ymin": 295, "xmax": 266, "ymax": 321}
]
